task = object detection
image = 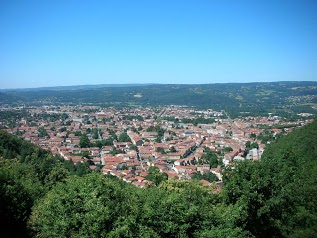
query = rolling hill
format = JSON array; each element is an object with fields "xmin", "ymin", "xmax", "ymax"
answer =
[{"xmin": 1, "ymin": 81, "xmax": 317, "ymax": 117}]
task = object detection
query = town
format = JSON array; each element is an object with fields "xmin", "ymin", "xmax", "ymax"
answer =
[{"xmin": 0, "ymin": 105, "xmax": 313, "ymax": 189}]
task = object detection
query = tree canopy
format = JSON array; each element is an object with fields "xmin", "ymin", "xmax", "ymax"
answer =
[{"xmin": 222, "ymin": 120, "xmax": 317, "ymax": 237}]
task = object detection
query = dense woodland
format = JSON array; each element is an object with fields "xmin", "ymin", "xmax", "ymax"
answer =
[
  {"xmin": 1, "ymin": 120, "xmax": 317, "ymax": 237},
  {"xmin": 1, "ymin": 81, "xmax": 317, "ymax": 118}
]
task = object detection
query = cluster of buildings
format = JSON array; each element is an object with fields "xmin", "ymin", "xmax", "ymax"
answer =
[{"xmin": 1, "ymin": 105, "xmax": 313, "ymax": 189}]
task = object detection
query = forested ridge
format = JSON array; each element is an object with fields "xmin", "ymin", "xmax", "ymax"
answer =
[
  {"xmin": 1, "ymin": 120, "xmax": 317, "ymax": 237},
  {"xmin": 2, "ymin": 81, "xmax": 317, "ymax": 118}
]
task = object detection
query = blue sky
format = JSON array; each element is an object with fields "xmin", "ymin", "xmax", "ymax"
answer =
[{"xmin": 0, "ymin": 0, "xmax": 316, "ymax": 89}]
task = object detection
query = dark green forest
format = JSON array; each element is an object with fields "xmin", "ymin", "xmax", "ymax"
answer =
[
  {"xmin": 1, "ymin": 120, "xmax": 317, "ymax": 237},
  {"xmin": 1, "ymin": 81, "xmax": 317, "ymax": 118}
]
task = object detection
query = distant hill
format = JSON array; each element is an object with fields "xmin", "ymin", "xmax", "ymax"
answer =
[
  {"xmin": 1, "ymin": 81, "xmax": 317, "ymax": 118},
  {"xmin": 0, "ymin": 83, "xmax": 158, "ymax": 92},
  {"xmin": 0, "ymin": 92, "xmax": 24, "ymax": 105}
]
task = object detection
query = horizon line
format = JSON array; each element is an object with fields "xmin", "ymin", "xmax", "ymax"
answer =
[{"xmin": 1, "ymin": 80, "xmax": 317, "ymax": 91}]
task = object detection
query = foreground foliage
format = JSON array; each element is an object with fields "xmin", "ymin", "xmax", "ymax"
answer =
[
  {"xmin": 223, "ymin": 120, "xmax": 317, "ymax": 237},
  {"xmin": 30, "ymin": 174, "xmax": 249, "ymax": 238}
]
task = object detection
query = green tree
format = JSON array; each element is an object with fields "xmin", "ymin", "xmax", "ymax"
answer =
[
  {"xmin": 43, "ymin": 163, "xmax": 69, "ymax": 189},
  {"xmin": 129, "ymin": 144, "xmax": 138, "ymax": 152},
  {"xmin": 223, "ymin": 146, "xmax": 233, "ymax": 153},
  {"xmin": 29, "ymin": 173, "xmax": 140, "ymax": 238},
  {"xmin": 118, "ymin": 132, "xmax": 132, "ymax": 142},
  {"xmin": 250, "ymin": 142, "xmax": 259, "ymax": 149},
  {"xmin": 0, "ymin": 158, "xmax": 45, "ymax": 237},
  {"xmin": 192, "ymin": 171, "xmax": 219, "ymax": 183},
  {"xmin": 155, "ymin": 147, "xmax": 166, "ymax": 154},
  {"xmin": 75, "ymin": 161, "xmax": 90, "ymax": 176},
  {"xmin": 202, "ymin": 149, "xmax": 218, "ymax": 168},
  {"xmin": 37, "ymin": 126, "xmax": 48, "ymax": 137},
  {"xmin": 74, "ymin": 130, "xmax": 82, "ymax": 136},
  {"xmin": 92, "ymin": 128, "xmax": 99, "ymax": 139},
  {"xmin": 245, "ymin": 141, "xmax": 251, "ymax": 149},
  {"xmin": 146, "ymin": 166, "xmax": 168, "ymax": 186},
  {"xmin": 79, "ymin": 134, "xmax": 91, "ymax": 148},
  {"xmin": 59, "ymin": 127, "xmax": 66, "ymax": 132},
  {"xmin": 93, "ymin": 140, "xmax": 104, "ymax": 148}
]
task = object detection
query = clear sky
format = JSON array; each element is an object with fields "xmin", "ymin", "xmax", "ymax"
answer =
[{"xmin": 0, "ymin": 0, "xmax": 316, "ymax": 89}]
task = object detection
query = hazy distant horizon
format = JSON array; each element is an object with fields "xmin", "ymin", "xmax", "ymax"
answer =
[
  {"xmin": 1, "ymin": 80, "xmax": 317, "ymax": 91},
  {"xmin": 1, "ymin": 0, "xmax": 316, "ymax": 89}
]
